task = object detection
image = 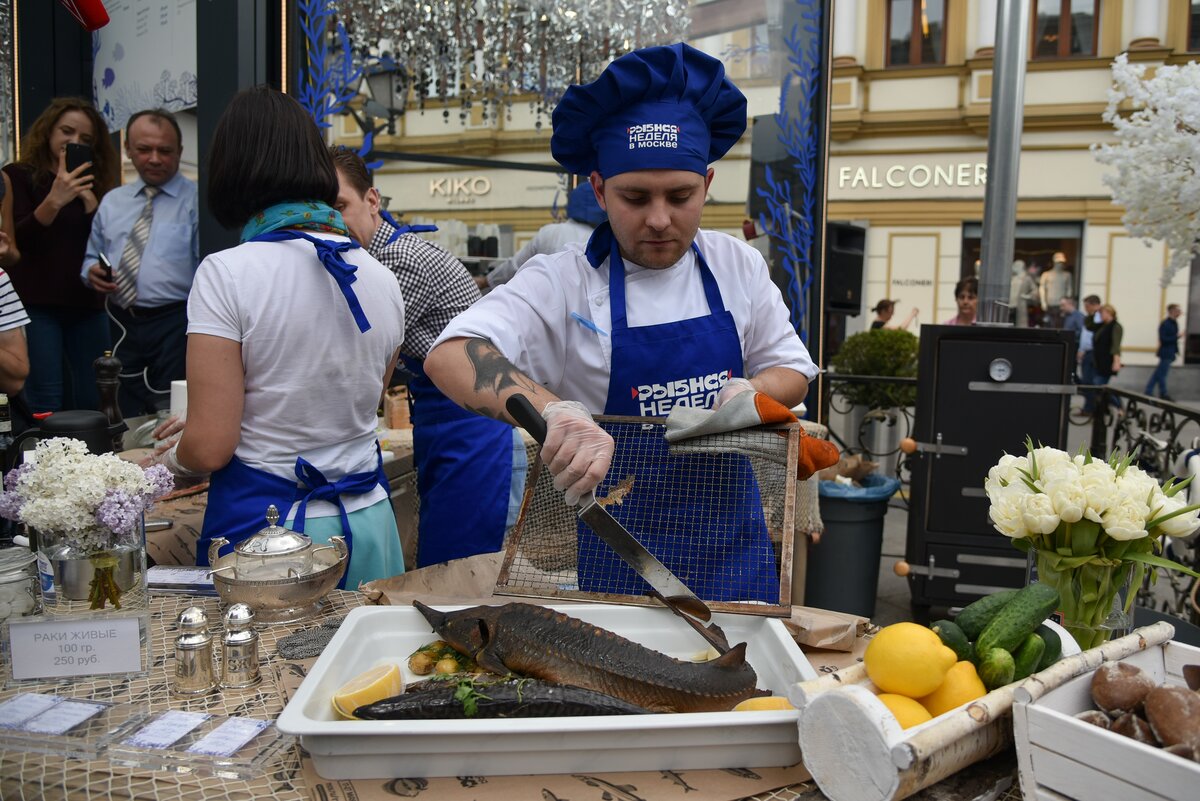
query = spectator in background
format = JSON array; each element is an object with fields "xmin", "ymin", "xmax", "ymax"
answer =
[
  {"xmin": 1145, "ymin": 303, "xmax": 1183, "ymax": 402},
  {"xmin": 1060, "ymin": 296, "xmax": 1085, "ymax": 373},
  {"xmin": 0, "ymin": 268, "xmax": 31, "ymax": 395},
  {"xmin": 2, "ymin": 98, "xmax": 118, "ymax": 412},
  {"xmin": 870, "ymin": 299, "xmax": 918, "ymax": 330},
  {"xmin": 1092, "ymin": 303, "xmax": 1123, "ymax": 410},
  {"xmin": 83, "ymin": 109, "xmax": 199, "ymax": 417},
  {"xmin": 1079, "ymin": 294, "xmax": 1102, "ymax": 413},
  {"xmin": 944, "ymin": 276, "xmax": 978, "ymax": 326},
  {"xmin": 0, "ymin": 170, "xmax": 20, "ymax": 268},
  {"xmin": 476, "ymin": 181, "xmax": 606, "ymax": 291}
]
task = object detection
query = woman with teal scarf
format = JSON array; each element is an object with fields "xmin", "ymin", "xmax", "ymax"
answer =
[{"xmin": 153, "ymin": 87, "xmax": 408, "ymax": 588}]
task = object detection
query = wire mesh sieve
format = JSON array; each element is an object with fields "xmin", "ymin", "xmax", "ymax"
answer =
[{"xmin": 496, "ymin": 416, "xmax": 800, "ymax": 617}]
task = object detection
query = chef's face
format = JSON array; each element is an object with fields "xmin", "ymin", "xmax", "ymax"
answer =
[
  {"xmin": 334, "ymin": 168, "xmax": 381, "ymax": 245},
  {"xmin": 593, "ymin": 168, "xmax": 713, "ymax": 269}
]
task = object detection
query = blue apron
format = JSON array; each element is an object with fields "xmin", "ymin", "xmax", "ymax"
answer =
[
  {"xmin": 400, "ymin": 353, "xmax": 517, "ymax": 566},
  {"xmin": 576, "ymin": 233, "xmax": 780, "ymax": 603},
  {"xmin": 197, "ymin": 228, "xmax": 392, "ymax": 588}
]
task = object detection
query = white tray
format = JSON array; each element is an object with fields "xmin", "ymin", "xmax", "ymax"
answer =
[
  {"xmin": 277, "ymin": 603, "xmax": 816, "ymax": 778},
  {"xmin": 1013, "ymin": 628, "xmax": 1199, "ymax": 801}
]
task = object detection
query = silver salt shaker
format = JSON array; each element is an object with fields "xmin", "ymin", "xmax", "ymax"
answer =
[
  {"xmin": 220, "ymin": 603, "xmax": 261, "ymax": 689},
  {"xmin": 173, "ymin": 606, "xmax": 217, "ymax": 697}
]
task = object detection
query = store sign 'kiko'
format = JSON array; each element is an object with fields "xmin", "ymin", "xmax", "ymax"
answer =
[
  {"xmin": 429, "ymin": 176, "xmax": 493, "ymax": 204},
  {"xmin": 838, "ymin": 162, "xmax": 988, "ymax": 190}
]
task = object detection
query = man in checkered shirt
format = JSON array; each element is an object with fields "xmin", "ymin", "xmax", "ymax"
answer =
[{"xmin": 330, "ymin": 147, "xmax": 526, "ymax": 568}]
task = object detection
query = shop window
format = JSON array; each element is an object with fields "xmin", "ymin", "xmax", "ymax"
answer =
[
  {"xmin": 1032, "ymin": 0, "xmax": 1099, "ymax": 59},
  {"xmin": 1191, "ymin": 0, "xmax": 1200, "ymax": 52},
  {"xmin": 886, "ymin": 0, "xmax": 947, "ymax": 67}
]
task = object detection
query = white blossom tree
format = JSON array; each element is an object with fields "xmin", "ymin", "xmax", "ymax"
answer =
[{"xmin": 1092, "ymin": 54, "xmax": 1200, "ymax": 287}]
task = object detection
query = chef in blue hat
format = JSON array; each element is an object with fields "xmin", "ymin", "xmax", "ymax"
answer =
[{"xmin": 426, "ymin": 43, "xmax": 817, "ymax": 602}]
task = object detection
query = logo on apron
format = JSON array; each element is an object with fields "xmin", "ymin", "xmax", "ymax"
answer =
[{"xmin": 632, "ymin": 369, "xmax": 732, "ymax": 416}]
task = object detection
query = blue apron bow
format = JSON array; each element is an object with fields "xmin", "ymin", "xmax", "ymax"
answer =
[
  {"xmin": 379, "ymin": 209, "xmax": 438, "ymax": 245},
  {"xmin": 291, "ymin": 449, "xmax": 386, "ymax": 541},
  {"xmin": 249, "ymin": 229, "xmax": 372, "ymax": 333}
]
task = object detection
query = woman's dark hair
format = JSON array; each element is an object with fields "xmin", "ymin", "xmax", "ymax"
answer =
[
  {"xmin": 329, "ymin": 146, "xmax": 373, "ymax": 195},
  {"xmin": 954, "ymin": 276, "xmax": 978, "ymax": 298},
  {"xmin": 206, "ymin": 86, "xmax": 339, "ymax": 229},
  {"xmin": 18, "ymin": 97, "xmax": 119, "ymax": 197}
]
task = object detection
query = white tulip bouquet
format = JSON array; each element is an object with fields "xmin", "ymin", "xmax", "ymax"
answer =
[{"xmin": 985, "ymin": 439, "xmax": 1200, "ymax": 649}]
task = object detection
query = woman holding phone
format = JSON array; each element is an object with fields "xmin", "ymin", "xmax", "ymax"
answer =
[{"xmin": 2, "ymin": 98, "xmax": 118, "ymax": 412}]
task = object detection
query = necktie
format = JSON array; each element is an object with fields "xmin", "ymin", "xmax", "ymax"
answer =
[{"xmin": 114, "ymin": 185, "xmax": 160, "ymax": 308}]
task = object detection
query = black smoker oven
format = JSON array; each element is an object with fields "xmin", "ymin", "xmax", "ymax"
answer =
[{"xmin": 904, "ymin": 325, "xmax": 1076, "ymax": 611}]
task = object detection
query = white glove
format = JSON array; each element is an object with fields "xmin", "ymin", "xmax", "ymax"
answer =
[
  {"xmin": 713, "ymin": 377, "xmax": 755, "ymax": 410},
  {"xmin": 540, "ymin": 400, "xmax": 613, "ymax": 506}
]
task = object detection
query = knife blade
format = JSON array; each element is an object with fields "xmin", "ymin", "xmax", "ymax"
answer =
[{"xmin": 505, "ymin": 393, "xmax": 716, "ymax": 628}]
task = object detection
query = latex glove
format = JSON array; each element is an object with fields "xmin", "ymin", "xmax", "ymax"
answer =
[
  {"xmin": 540, "ymin": 400, "xmax": 613, "ymax": 506},
  {"xmin": 137, "ymin": 413, "xmax": 187, "ymax": 468},
  {"xmin": 713, "ymin": 377, "xmax": 755, "ymax": 410}
]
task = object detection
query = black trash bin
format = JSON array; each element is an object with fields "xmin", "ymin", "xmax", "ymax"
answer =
[{"xmin": 804, "ymin": 473, "xmax": 901, "ymax": 618}]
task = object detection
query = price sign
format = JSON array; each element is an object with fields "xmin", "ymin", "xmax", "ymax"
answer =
[{"xmin": 7, "ymin": 617, "xmax": 143, "ymax": 680}]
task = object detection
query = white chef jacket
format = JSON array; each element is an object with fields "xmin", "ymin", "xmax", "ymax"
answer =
[{"xmin": 433, "ymin": 228, "xmax": 817, "ymax": 413}]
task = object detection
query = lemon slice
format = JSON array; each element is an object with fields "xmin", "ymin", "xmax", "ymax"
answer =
[
  {"xmin": 331, "ymin": 663, "xmax": 404, "ymax": 720},
  {"xmin": 732, "ymin": 696, "xmax": 795, "ymax": 712}
]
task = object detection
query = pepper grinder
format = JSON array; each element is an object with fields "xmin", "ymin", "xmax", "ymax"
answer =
[
  {"xmin": 220, "ymin": 603, "xmax": 261, "ymax": 689},
  {"xmin": 93, "ymin": 350, "xmax": 126, "ymax": 453},
  {"xmin": 172, "ymin": 606, "xmax": 217, "ymax": 697}
]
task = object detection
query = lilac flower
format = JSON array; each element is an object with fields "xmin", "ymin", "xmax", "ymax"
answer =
[
  {"xmin": 143, "ymin": 464, "xmax": 175, "ymax": 499},
  {"xmin": 0, "ymin": 490, "xmax": 23, "ymax": 521},
  {"xmin": 4, "ymin": 463, "xmax": 29, "ymax": 492},
  {"xmin": 95, "ymin": 489, "xmax": 144, "ymax": 536}
]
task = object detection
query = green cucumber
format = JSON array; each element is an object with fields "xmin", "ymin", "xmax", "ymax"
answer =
[
  {"xmin": 1012, "ymin": 633, "xmax": 1046, "ymax": 681},
  {"xmin": 974, "ymin": 584, "xmax": 1061, "ymax": 660},
  {"xmin": 1034, "ymin": 623, "xmax": 1062, "ymax": 671},
  {"xmin": 978, "ymin": 648, "xmax": 1015, "ymax": 691},
  {"xmin": 930, "ymin": 620, "xmax": 972, "ymax": 663},
  {"xmin": 954, "ymin": 589, "xmax": 1020, "ymax": 640}
]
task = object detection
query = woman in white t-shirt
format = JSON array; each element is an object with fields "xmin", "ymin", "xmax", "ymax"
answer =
[{"xmin": 154, "ymin": 87, "xmax": 406, "ymax": 587}]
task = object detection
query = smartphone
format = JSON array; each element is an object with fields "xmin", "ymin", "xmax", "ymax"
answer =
[
  {"xmin": 65, "ymin": 142, "xmax": 94, "ymax": 175},
  {"xmin": 98, "ymin": 252, "xmax": 113, "ymax": 282}
]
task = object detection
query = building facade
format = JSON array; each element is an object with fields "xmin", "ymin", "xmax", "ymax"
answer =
[{"xmin": 331, "ymin": 0, "xmax": 1200, "ymax": 366}]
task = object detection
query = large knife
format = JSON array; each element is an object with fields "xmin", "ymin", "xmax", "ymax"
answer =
[{"xmin": 506, "ymin": 394, "xmax": 728, "ymax": 651}]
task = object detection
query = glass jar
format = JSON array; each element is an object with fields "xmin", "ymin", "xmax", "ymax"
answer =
[{"xmin": 0, "ymin": 547, "xmax": 42, "ymax": 622}]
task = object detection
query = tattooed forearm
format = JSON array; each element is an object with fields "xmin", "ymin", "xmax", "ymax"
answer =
[
  {"xmin": 465, "ymin": 403, "xmax": 504, "ymax": 421},
  {"xmin": 465, "ymin": 338, "xmax": 540, "ymax": 397}
]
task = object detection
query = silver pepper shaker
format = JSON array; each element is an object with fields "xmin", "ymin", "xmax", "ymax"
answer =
[
  {"xmin": 220, "ymin": 603, "xmax": 261, "ymax": 689},
  {"xmin": 172, "ymin": 606, "xmax": 217, "ymax": 697}
]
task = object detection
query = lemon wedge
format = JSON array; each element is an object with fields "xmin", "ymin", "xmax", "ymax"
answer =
[
  {"xmin": 331, "ymin": 663, "xmax": 404, "ymax": 720},
  {"xmin": 732, "ymin": 696, "xmax": 795, "ymax": 712}
]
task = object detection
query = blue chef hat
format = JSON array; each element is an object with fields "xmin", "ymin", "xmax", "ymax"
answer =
[
  {"xmin": 551, "ymin": 43, "xmax": 747, "ymax": 179},
  {"xmin": 565, "ymin": 182, "xmax": 607, "ymax": 227}
]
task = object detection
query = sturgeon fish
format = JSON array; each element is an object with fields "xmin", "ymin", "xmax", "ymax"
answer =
[
  {"xmin": 354, "ymin": 676, "xmax": 651, "ymax": 719},
  {"xmin": 412, "ymin": 601, "xmax": 765, "ymax": 713}
]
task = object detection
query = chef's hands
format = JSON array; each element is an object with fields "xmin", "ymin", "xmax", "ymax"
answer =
[
  {"xmin": 138, "ymin": 413, "xmax": 188, "ymax": 469},
  {"xmin": 713, "ymin": 377, "xmax": 755, "ymax": 410},
  {"xmin": 540, "ymin": 400, "xmax": 613, "ymax": 506}
]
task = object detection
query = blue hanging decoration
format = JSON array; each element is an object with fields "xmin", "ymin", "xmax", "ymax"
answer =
[
  {"xmin": 754, "ymin": 0, "xmax": 822, "ymax": 343},
  {"xmin": 297, "ymin": 1, "xmax": 383, "ymax": 170},
  {"xmin": 296, "ymin": 0, "xmax": 362, "ymax": 129}
]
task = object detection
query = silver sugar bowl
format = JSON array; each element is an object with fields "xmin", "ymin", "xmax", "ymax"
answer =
[{"xmin": 208, "ymin": 506, "xmax": 347, "ymax": 624}]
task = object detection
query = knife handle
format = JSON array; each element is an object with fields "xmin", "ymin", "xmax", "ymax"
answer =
[{"xmin": 506, "ymin": 394, "xmax": 547, "ymax": 445}]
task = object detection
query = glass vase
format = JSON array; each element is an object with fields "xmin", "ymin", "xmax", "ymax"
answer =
[
  {"xmin": 35, "ymin": 517, "xmax": 148, "ymax": 616},
  {"xmin": 1026, "ymin": 549, "xmax": 1133, "ymax": 652}
]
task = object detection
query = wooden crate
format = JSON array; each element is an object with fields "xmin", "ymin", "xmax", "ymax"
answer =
[
  {"xmin": 1013, "ymin": 623, "xmax": 1198, "ymax": 801},
  {"xmin": 786, "ymin": 622, "xmax": 1173, "ymax": 801}
]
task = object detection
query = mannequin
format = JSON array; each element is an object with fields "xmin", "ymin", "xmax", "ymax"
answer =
[
  {"xmin": 1009, "ymin": 260, "xmax": 1036, "ymax": 327},
  {"xmin": 1040, "ymin": 252, "xmax": 1073, "ymax": 328}
]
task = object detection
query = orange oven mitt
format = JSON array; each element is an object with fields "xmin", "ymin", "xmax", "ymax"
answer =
[{"xmin": 664, "ymin": 387, "xmax": 840, "ymax": 479}]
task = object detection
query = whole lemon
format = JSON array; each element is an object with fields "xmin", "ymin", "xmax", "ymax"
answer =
[
  {"xmin": 864, "ymin": 622, "xmax": 958, "ymax": 698},
  {"xmin": 877, "ymin": 693, "xmax": 933, "ymax": 730},
  {"xmin": 917, "ymin": 660, "xmax": 988, "ymax": 718}
]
